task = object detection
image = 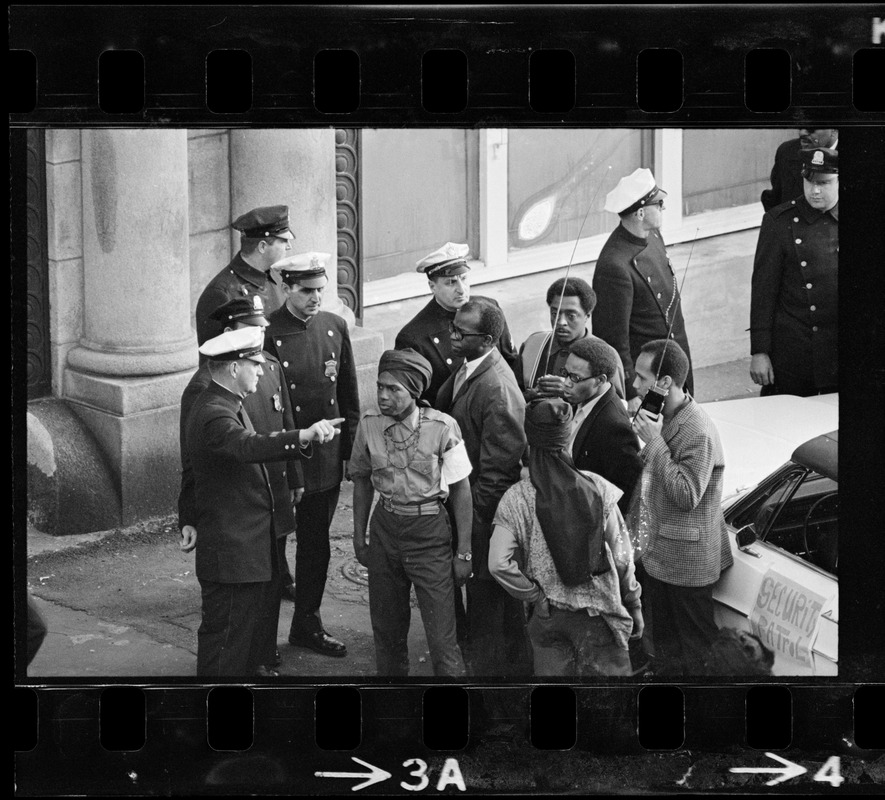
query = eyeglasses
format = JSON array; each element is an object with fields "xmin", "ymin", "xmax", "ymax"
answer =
[
  {"xmin": 645, "ymin": 200, "xmax": 665, "ymax": 210},
  {"xmin": 449, "ymin": 322, "xmax": 489, "ymax": 341},
  {"xmin": 559, "ymin": 368, "xmax": 597, "ymax": 384}
]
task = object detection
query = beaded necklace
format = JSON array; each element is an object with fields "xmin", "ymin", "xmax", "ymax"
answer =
[{"xmin": 383, "ymin": 408, "xmax": 424, "ymax": 467}]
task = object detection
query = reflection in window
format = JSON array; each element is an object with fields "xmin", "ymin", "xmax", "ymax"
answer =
[
  {"xmin": 682, "ymin": 129, "xmax": 792, "ymax": 216},
  {"xmin": 508, "ymin": 130, "xmax": 643, "ymax": 250}
]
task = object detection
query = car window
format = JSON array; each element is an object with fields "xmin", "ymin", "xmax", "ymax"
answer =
[{"xmin": 728, "ymin": 466, "xmax": 838, "ymax": 575}]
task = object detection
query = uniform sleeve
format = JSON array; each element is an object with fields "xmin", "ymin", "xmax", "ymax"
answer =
[
  {"xmin": 441, "ymin": 439, "xmax": 471, "ymax": 485},
  {"xmin": 646, "ymin": 428, "xmax": 716, "ymax": 512},
  {"xmin": 201, "ymin": 408, "xmax": 306, "ymax": 464},
  {"xmin": 750, "ymin": 212, "xmax": 785, "ymax": 355},
  {"xmin": 473, "ymin": 386, "xmax": 527, "ymax": 520},
  {"xmin": 177, "ymin": 376, "xmax": 207, "ymax": 530},
  {"xmin": 337, "ymin": 324, "xmax": 361, "ymax": 459},
  {"xmin": 592, "ymin": 256, "xmax": 638, "ymax": 400},
  {"xmin": 347, "ymin": 418, "xmax": 373, "ymax": 478}
]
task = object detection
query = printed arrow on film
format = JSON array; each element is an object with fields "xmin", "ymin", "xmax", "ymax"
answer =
[
  {"xmin": 315, "ymin": 756, "xmax": 392, "ymax": 791},
  {"xmin": 730, "ymin": 752, "xmax": 807, "ymax": 786}
]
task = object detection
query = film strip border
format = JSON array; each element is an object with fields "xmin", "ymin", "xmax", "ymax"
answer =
[
  {"xmin": 8, "ymin": 5, "xmax": 885, "ymax": 124},
  {"xmin": 14, "ymin": 685, "xmax": 884, "ymax": 793}
]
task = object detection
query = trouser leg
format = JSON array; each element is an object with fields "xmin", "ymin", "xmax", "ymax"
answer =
[
  {"xmin": 197, "ymin": 580, "xmax": 267, "ymax": 677},
  {"xmin": 291, "ymin": 485, "xmax": 340, "ymax": 635},
  {"xmin": 464, "ymin": 578, "xmax": 532, "ymax": 677},
  {"xmin": 668, "ymin": 582, "xmax": 718, "ymax": 675},
  {"xmin": 400, "ymin": 511, "xmax": 465, "ymax": 678},
  {"xmin": 277, "ymin": 535, "xmax": 294, "ymax": 589},
  {"xmin": 367, "ymin": 505, "xmax": 413, "ymax": 676},
  {"xmin": 526, "ymin": 609, "xmax": 576, "ymax": 677},
  {"xmin": 255, "ymin": 545, "xmax": 282, "ymax": 667}
]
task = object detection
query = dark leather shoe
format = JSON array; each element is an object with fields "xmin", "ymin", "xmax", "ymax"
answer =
[
  {"xmin": 280, "ymin": 583, "xmax": 297, "ymax": 603},
  {"xmin": 288, "ymin": 630, "xmax": 347, "ymax": 658},
  {"xmin": 254, "ymin": 665, "xmax": 281, "ymax": 677}
]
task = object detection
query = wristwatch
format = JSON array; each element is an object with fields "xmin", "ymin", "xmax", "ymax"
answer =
[{"xmin": 456, "ymin": 551, "xmax": 472, "ymax": 562}]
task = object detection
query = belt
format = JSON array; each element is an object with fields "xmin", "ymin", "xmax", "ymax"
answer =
[{"xmin": 379, "ymin": 497, "xmax": 441, "ymax": 516}]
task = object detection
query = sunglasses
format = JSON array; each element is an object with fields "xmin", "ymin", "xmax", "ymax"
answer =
[
  {"xmin": 449, "ymin": 322, "xmax": 489, "ymax": 341},
  {"xmin": 559, "ymin": 368, "xmax": 597, "ymax": 385}
]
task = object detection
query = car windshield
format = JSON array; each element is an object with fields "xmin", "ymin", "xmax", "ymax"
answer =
[{"xmin": 727, "ymin": 465, "xmax": 838, "ymax": 575}]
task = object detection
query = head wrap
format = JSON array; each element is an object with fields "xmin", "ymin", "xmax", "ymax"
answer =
[
  {"xmin": 525, "ymin": 398, "xmax": 609, "ymax": 584},
  {"xmin": 378, "ymin": 349, "xmax": 433, "ymax": 400}
]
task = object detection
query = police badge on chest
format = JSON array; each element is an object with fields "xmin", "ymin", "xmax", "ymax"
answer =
[{"xmin": 324, "ymin": 359, "xmax": 338, "ymax": 380}]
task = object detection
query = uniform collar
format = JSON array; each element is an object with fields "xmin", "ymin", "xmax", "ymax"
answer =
[
  {"xmin": 796, "ymin": 196, "xmax": 839, "ymax": 223},
  {"xmin": 207, "ymin": 380, "xmax": 243, "ymax": 406},
  {"xmin": 615, "ymin": 223, "xmax": 650, "ymax": 248},
  {"xmin": 383, "ymin": 406, "xmax": 420, "ymax": 432},
  {"xmin": 232, "ymin": 252, "xmax": 277, "ymax": 290},
  {"xmin": 284, "ymin": 303, "xmax": 312, "ymax": 329}
]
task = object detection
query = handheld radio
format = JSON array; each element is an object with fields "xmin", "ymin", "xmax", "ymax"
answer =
[{"xmin": 632, "ymin": 228, "xmax": 700, "ymax": 425}]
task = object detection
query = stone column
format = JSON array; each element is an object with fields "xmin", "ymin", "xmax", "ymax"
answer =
[
  {"xmin": 64, "ymin": 129, "xmax": 197, "ymax": 525},
  {"xmin": 229, "ymin": 129, "xmax": 354, "ymax": 327}
]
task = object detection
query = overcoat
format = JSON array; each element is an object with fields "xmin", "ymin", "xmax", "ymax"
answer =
[
  {"xmin": 750, "ymin": 196, "xmax": 838, "ymax": 393},
  {"xmin": 265, "ymin": 307, "xmax": 360, "ymax": 495},
  {"xmin": 592, "ymin": 224, "xmax": 693, "ymax": 400},
  {"xmin": 195, "ymin": 253, "xmax": 287, "ymax": 347},
  {"xmin": 186, "ymin": 382, "xmax": 306, "ymax": 583},
  {"xmin": 178, "ymin": 353, "xmax": 301, "ymax": 539},
  {"xmin": 571, "ymin": 384, "xmax": 643, "ymax": 515},
  {"xmin": 435, "ymin": 348, "xmax": 526, "ymax": 578}
]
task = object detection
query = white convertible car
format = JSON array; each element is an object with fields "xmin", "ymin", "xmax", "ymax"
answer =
[{"xmin": 703, "ymin": 393, "xmax": 839, "ymax": 676}]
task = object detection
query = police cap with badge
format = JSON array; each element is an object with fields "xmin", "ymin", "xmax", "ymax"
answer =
[
  {"xmin": 208, "ymin": 296, "xmax": 271, "ymax": 328},
  {"xmin": 231, "ymin": 205, "xmax": 295, "ymax": 240},
  {"xmin": 604, "ymin": 168, "xmax": 668, "ymax": 216},
  {"xmin": 801, "ymin": 147, "xmax": 838, "ymax": 178},
  {"xmin": 199, "ymin": 326, "xmax": 266, "ymax": 363},
  {"xmin": 273, "ymin": 252, "xmax": 331, "ymax": 287},
  {"xmin": 416, "ymin": 242, "xmax": 471, "ymax": 279}
]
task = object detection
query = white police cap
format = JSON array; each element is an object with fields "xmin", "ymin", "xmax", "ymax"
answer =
[
  {"xmin": 198, "ymin": 326, "xmax": 266, "ymax": 363},
  {"xmin": 604, "ymin": 168, "xmax": 668, "ymax": 215}
]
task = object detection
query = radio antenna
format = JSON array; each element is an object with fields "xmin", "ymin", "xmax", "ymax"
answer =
[
  {"xmin": 542, "ymin": 165, "xmax": 612, "ymax": 376},
  {"xmin": 652, "ymin": 226, "xmax": 701, "ymax": 384}
]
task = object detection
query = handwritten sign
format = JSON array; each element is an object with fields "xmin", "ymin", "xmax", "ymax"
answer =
[{"xmin": 749, "ymin": 569, "xmax": 827, "ymax": 668}]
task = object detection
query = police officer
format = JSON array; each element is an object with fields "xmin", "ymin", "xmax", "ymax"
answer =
[
  {"xmin": 195, "ymin": 205, "xmax": 294, "ymax": 348},
  {"xmin": 592, "ymin": 168, "xmax": 693, "ymax": 416},
  {"xmin": 750, "ymin": 147, "xmax": 838, "ymax": 396},
  {"xmin": 761, "ymin": 128, "xmax": 838, "ymax": 212},
  {"xmin": 178, "ymin": 296, "xmax": 302, "ymax": 675},
  {"xmin": 395, "ymin": 242, "xmax": 519, "ymax": 406},
  {"xmin": 186, "ymin": 326, "xmax": 343, "ymax": 677},
  {"xmin": 265, "ymin": 252, "xmax": 361, "ymax": 657}
]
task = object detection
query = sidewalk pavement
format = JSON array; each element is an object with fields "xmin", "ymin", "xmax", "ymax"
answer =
[{"xmin": 24, "ymin": 358, "xmax": 758, "ymax": 681}]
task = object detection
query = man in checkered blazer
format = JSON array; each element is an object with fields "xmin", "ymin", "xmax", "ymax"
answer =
[{"xmin": 631, "ymin": 339, "xmax": 733, "ymax": 676}]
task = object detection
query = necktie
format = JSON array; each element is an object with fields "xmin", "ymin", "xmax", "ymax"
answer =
[{"xmin": 452, "ymin": 362, "xmax": 468, "ymax": 397}]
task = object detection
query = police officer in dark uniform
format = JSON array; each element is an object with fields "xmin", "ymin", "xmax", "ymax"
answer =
[
  {"xmin": 185, "ymin": 326, "xmax": 343, "ymax": 677},
  {"xmin": 395, "ymin": 242, "xmax": 519, "ymax": 406},
  {"xmin": 750, "ymin": 147, "xmax": 838, "ymax": 396},
  {"xmin": 761, "ymin": 128, "xmax": 838, "ymax": 212},
  {"xmin": 178, "ymin": 296, "xmax": 302, "ymax": 675},
  {"xmin": 194, "ymin": 205, "xmax": 294, "ymax": 348},
  {"xmin": 592, "ymin": 169, "xmax": 693, "ymax": 416},
  {"xmin": 265, "ymin": 252, "xmax": 361, "ymax": 657}
]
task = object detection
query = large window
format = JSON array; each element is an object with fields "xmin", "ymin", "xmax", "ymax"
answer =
[
  {"xmin": 361, "ymin": 128, "xmax": 794, "ymax": 306},
  {"xmin": 507, "ymin": 129, "xmax": 644, "ymax": 251}
]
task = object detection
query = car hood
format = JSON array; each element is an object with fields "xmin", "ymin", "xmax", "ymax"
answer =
[{"xmin": 701, "ymin": 393, "xmax": 839, "ymax": 500}]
